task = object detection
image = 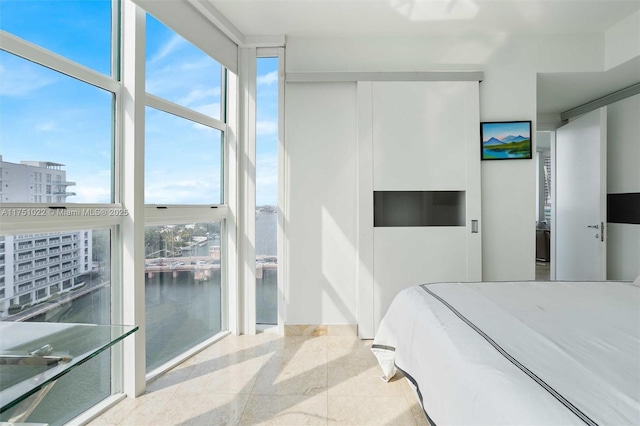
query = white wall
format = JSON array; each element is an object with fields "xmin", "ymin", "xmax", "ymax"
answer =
[
  {"xmin": 607, "ymin": 94, "xmax": 640, "ymax": 280},
  {"xmin": 605, "ymin": 10, "xmax": 640, "ymax": 70},
  {"xmin": 285, "ymin": 82, "xmax": 358, "ymax": 324},
  {"xmin": 284, "ymin": 33, "xmax": 607, "ymax": 325}
]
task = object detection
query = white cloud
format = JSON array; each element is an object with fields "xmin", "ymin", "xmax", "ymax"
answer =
[
  {"xmin": 257, "ymin": 120, "xmax": 278, "ymax": 136},
  {"xmin": 0, "ymin": 62, "xmax": 56, "ymax": 97},
  {"xmin": 146, "ymin": 59, "xmax": 221, "ymax": 104},
  {"xmin": 35, "ymin": 120, "xmax": 57, "ymax": 132},
  {"xmin": 145, "ymin": 179, "xmax": 220, "ymax": 205},
  {"xmin": 190, "ymin": 102, "xmax": 221, "ymax": 120},
  {"xmin": 257, "ymin": 71, "xmax": 278, "ymax": 86},
  {"xmin": 149, "ymin": 34, "xmax": 187, "ymax": 64},
  {"xmin": 73, "ymin": 185, "xmax": 111, "ymax": 203},
  {"xmin": 177, "ymin": 87, "xmax": 221, "ymax": 107}
]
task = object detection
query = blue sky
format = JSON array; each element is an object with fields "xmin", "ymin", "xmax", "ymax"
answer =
[
  {"xmin": 0, "ymin": 0, "xmax": 279, "ymax": 206},
  {"xmin": 481, "ymin": 121, "xmax": 531, "ymax": 142}
]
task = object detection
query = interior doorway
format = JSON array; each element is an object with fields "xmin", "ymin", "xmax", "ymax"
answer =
[{"xmin": 535, "ymin": 131, "xmax": 552, "ymax": 280}]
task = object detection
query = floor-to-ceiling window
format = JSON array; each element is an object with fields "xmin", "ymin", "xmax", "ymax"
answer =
[
  {"xmin": 0, "ymin": 0, "xmax": 236, "ymax": 422},
  {"xmin": 255, "ymin": 55, "xmax": 279, "ymax": 325},
  {"xmin": 0, "ymin": 1, "xmax": 120, "ymax": 424},
  {"xmin": 143, "ymin": 14, "xmax": 228, "ymax": 372}
]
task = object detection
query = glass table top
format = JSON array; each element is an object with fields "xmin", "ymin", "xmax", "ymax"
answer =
[{"xmin": 0, "ymin": 322, "xmax": 138, "ymax": 414}]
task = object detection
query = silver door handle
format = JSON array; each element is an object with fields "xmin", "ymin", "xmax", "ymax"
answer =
[{"xmin": 586, "ymin": 224, "xmax": 599, "ymax": 229}]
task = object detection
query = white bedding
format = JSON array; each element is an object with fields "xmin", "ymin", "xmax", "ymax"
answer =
[{"xmin": 372, "ymin": 280, "xmax": 640, "ymax": 425}]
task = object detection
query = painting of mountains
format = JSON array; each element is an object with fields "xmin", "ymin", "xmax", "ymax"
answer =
[{"xmin": 481, "ymin": 121, "xmax": 532, "ymax": 160}]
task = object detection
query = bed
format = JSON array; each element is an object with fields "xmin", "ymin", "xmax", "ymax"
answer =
[{"xmin": 372, "ymin": 279, "xmax": 640, "ymax": 425}]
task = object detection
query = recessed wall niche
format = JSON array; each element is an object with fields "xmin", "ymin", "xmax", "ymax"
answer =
[{"xmin": 374, "ymin": 191, "xmax": 465, "ymax": 227}]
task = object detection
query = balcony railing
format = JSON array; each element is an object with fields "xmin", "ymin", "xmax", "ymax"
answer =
[
  {"xmin": 16, "ymin": 283, "xmax": 34, "ymax": 292},
  {"xmin": 15, "ymin": 274, "xmax": 33, "ymax": 283}
]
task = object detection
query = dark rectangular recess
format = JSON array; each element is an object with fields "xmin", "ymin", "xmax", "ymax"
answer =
[
  {"xmin": 374, "ymin": 191, "xmax": 465, "ymax": 227},
  {"xmin": 607, "ymin": 193, "xmax": 640, "ymax": 224}
]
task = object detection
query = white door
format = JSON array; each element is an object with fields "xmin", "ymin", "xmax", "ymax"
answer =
[
  {"xmin": 357, "ymin": 81, "xmax": 482, "ymax": 335},
  {"xmin": 555, "ymin": 107, "xmax": 607, "ymax": 280}
]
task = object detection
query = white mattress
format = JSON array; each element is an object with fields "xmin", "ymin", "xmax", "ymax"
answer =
[{"xmin": 372, "ymin": 280, "xmax": 640, "ymax": 425}]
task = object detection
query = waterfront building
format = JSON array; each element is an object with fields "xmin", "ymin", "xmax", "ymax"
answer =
[
  {"xmin": 0, "ymin": 157, "xmax": 89, "ymax": 318},
  {"xmin": 0, "ymin": 155, "xmax": 76, "ymax": 203}
]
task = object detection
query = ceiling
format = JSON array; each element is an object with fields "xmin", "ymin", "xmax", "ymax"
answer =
[{"xmin": 209, "ymin": 0, "xmax": 640, "ymax": 122}]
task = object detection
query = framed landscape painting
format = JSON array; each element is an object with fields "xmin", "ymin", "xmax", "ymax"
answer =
[{"xmin": 481, "ymin": 121, "xmax": 532, "ymax": 160}]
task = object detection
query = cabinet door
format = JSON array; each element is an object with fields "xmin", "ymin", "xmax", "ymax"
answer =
[{"xmin": 358, "ymin": 81, "xmax": 482, "ymax": 335}]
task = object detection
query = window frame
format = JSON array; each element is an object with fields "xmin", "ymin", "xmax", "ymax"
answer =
[
  {"xmin": 141, "ymin": 12, "xmax": 233, "ymax": 380},
  {"xmin": 249, "ymin": 47, "xmax": 285, "ymax": 334},
  {"xmin": 0, "ymin": 0, "xmax": 127, "ymax": 420},
  {"xmin": 0, "ymin": 0, "xmax": 240, "ymax": 419}
]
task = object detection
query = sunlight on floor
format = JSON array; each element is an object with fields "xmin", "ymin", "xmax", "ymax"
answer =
[{"xmin": 89, "ymin": 333, "xmax": 429, "ymax": 425}]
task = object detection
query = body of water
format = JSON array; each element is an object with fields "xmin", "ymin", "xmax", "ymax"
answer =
[{"xmin": 10, "ymin": 214, "xmax": 279, "ymax": 424}]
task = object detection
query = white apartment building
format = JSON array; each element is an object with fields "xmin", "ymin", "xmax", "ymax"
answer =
[
  {"xmin": 0, "ymin": 155, "xmax": 76, "ymax": 203},
  {"xmin": 0, "ymin": 232, "xmax": 92, "ymax": 318},
  {"xmin": 0, "ymin": 157, "xmax": 90, "ymax": 318}
]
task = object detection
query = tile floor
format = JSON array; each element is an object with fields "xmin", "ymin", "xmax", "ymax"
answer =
[
  {"xmin": 535, "ymin": 261, "xmax": 551, "ymax": 281},
  {"xmin": 90, "ymin": 333, "xmax": 429, "ymax": 425}
]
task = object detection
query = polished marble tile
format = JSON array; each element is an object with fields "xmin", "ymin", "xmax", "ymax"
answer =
[
  {"xmin": 252, "ymin": 354, "xmax": 328, "ymax": 396},
  {"xmin": 327, "ymin": 395, "xmax": 417, "ymax": 425},
  {"xmin": 406, "ymin": 395, "xmax": 432, "ymax": 426},
  {"xmin": 268, "ymin": 335, "xmax": 328, "ymax": 360},
  {"xmin": 89, "ymin": 333, "xmax": 427, "ymax": 426},
  {"xmin": 327, "ymin": 356, "xmax": 407, "ymax": 397},
  {"xmin": 238, "ymin": 394, "xmax": 327, "ymax": 426},
  {"xmin": 148, "ymin": 393, "xmax": 249, "ymax": 426},
  {"xmin": 175, "ymin": 354, "xmax": 269, "ymax": 395},
  {"xmin": 326, "ymin": 336, "xmax": 373, "ymax": 361}
]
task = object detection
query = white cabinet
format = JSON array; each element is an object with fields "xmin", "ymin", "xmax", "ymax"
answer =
[{"xmin": 357, "ymin": 81, "xmax": 482, "ymax": 337}]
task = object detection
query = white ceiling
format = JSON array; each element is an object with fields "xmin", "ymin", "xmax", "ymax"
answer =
[
  {"xmin": 209, "ymin": 0, "xmax": 640, "ymax": 121},
  {"xmin": 210, "ymin": 0, "xmax": 640, "ymax": 37},
  {"xmin": 537, "ymin": 55, "xmax": 640, "ymax": 118}
]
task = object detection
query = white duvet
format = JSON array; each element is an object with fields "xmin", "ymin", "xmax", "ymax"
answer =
[{"xmin": 372, "ymin": 280, "xmax": 640, "ymax": 425}]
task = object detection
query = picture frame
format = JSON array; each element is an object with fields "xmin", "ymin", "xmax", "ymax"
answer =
[{"xmin": 480, "ymin": 121, "xmax": 532, "ymax": 160}]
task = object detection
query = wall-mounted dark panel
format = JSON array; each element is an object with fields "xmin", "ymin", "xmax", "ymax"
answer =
[
  {"xmin": 374, "ymin": 191, "xmax": 465, "ymax": 227},
  {"xmin": 607, "ymin": 193, "xmax": 640, "ymax": 225}
]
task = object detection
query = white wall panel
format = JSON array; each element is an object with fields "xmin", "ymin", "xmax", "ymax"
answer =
[
  {"xmin": 607, "ymin": 94, "xmax": 640, "ymax": 281},
  {"xmin": 373, "ymin": 227, "xmax": 468, "ymax": 330},
  {"xmin": 480, "ymin": 70, "xmax": 536, "ymax": 281},
  {"xmin": 607, "ymin": 224, "xmax": 640, "ymax": 281},
  {"xmin": 372, "ymin": 82, "xmax": 468, "ymax": 190},
  {"xmin": 608, "ymin": 94, "xmax": 640, "ymax": 194},
  {"xmin": 285, "ymin": 82, "xmax": 358, "ymax": 325},
  {"xmin": 366, "ymin": 81, "xmax": 481, "ymax": 335}
]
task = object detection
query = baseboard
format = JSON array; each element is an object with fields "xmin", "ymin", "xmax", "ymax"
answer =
[{"xmin": 284, "ymin": 324, "xmax": 357, "ymax": 337}]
